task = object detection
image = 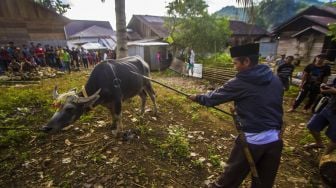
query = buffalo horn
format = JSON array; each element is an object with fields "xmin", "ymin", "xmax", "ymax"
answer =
[
  {"xmin": 53, "ymin": 86, "xmax": 59, "ymax": 99},
  {"xmin": 77, "ymin": 89, "xmax": 102, "ymax": 104}
]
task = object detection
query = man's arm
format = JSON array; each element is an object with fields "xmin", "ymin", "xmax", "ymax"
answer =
[
  {"xmin": 321, "ymin": 85, "xmax": 336, "ymax": 95},
  {"xmin": 189, "ymin": 79, "xmax": 246, "ymax": 107}
]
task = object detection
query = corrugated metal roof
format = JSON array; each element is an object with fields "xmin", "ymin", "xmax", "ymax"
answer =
[
  {"xmin": 291, "ymin": 25, "xmax": 329, "ymax": 37},
  {"xmin": 65, "ymin": 20, "xmax": 113, "ymax": 38},
  {"xmin": 69, "ymin": 25, "xmax": 115, "ymax": 39},
  {"xmin": 229, "ymin": 20, "xmax": 268, "ymax": 36},
  {"xmin": 303, "ymin": 15, "xmax": 336, "ymax": 27},
  {"xmin": 131, "ymin": 15, "xmax": 169, "ymax": 38}
]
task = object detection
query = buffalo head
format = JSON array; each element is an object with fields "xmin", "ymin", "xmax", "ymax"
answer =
[{"xmin": 41, "ymin": 86, "xmax": 101, "ymax": 133}]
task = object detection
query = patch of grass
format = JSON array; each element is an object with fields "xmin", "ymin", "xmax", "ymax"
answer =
[
  {"xmin": 299, "ymin": 129, "xmax": 329, "ymax": 145},
  {"xmin": 58, "ymin": 180, "xmax": 71, "ymax": 188},
  {"xmin": 208, "ymin": 147, "xmax": 221, "ymax": 167},
  {"xmin": 88, "ymin": 152, "xmax": 105, "ymax": 164},
  {"xmin": 191, "ymin": 113, "xmax": 200, "ymax": 122},
  {"xmin": 285, "ymin": 85, "xmax": 300, "ymax": 98},
  {"xmin": 136, "ymin": 122, "xmax": 151, "ymax": 135},
  {"xmin": 157, "ymin": 126, "xmax": 190, "ymax": 160},
  {"xmin": 78, "ymin": 112, "xmax": 94, "ymax": 123},
  {"xmin": 299, "ymin": 130, "xmax": 315, "ymax": 145},
  {"xmin": 0, "ymin": 130, "xmax": 31, "ymax": 147},
  {"xmin": 282, "ymin": 146, "xmax": 295, "ymax": 155},
  {"xmin": 191, "ymin": 159, "xmax": 205, "ymax": 168}
]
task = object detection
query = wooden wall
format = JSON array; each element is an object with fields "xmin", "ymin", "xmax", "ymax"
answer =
[
  {"xmin": 298, "ymin": 34, "xmax": 324, "ymax": 63},
  {"xmin": 277, "ymin": 32, "xmax": 325, "ymax": 64},
  {"xmin": 0, "ymin": 0, "xmax": 69, "ymax": 46}
]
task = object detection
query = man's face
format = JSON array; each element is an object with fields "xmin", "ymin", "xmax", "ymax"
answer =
[
  {"xmin": 285, "ymin": 57, "xmax": 293, "ymax": 63},
  {"xmin": 233, "ymin": 57, "xmax": 249, "ymax": 72},
  {"xmin": 316, "ymin": 56, "xmax": 325, "ymax": 65}
]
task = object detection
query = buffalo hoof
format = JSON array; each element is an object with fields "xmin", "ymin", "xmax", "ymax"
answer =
[{"xmin": 40, "ymin": 126, "xmax": 52, "ymax": 133}]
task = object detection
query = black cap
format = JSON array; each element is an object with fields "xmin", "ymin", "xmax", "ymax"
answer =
[{"xmin": 230, "ymin": 43, "xmax": 259, "ymax": 58}]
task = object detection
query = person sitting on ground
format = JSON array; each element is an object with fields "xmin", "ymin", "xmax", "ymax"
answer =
[
  {"xmin": 21, "ymin": 57, "xmax": 37, "ymax": 73},
  {"xmin": 288, "ymin": 54, "xmax": 331, "ymax": 113},
  {"xmin": 305, "ymin": 78, "xmax": 336, "ymax": 155},
  {"xmin": 8, "ymin": 59, "xmax": 21, "ymax": 75},
  {"xmin": 277, "ymin": 55, "xmax": 295, "ymax": 91}
]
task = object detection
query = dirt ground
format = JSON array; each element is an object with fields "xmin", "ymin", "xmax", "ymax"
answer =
[{"xmin": 0, "ymin": 72, "xmax": 327, "ymax": 187}]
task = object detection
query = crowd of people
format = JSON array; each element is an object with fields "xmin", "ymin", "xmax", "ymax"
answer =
[{"xmin": 0, "ymin": 41, "xmax": 116, "ymax": 76}]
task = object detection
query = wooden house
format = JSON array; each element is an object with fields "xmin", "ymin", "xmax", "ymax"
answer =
[
  {"xmin": 0, "ymin": 0, "xmax": 70, "ymax": 47},
  {"xmin": 64, "ymin": 20, "xmax": 116, "ymax": 50},
  {"xmin": 127, "ymin": 15, "xmax": 170, "ymax": 70},
  {"xmin": 272, "ymin": 5, "xmax": 336, "ymax": 63},
  {"xmin": 126, "ymin": 15, "xmax": 269, "ymax": 69},
  {"xmin": 127, "ymin": 15, "xmax": 169, "ymax": 41},
  {"xmin": 228, "ymin": 20, "xmax": 269, "ymax": 46}
]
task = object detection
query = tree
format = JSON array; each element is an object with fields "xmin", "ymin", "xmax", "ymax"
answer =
[
  {"xmin": 328, "ymin": 2, "xmax": 336, "ymax": 41},
  {"xmin": 114, "ymin": 0, "xmax": 128, "ymax": 58},
  {"xmin": 256, "ymin": 0, "xmax": 299, "ymax": 29},
  {"xmin": 101, "ymin": 0, "xmax": 127, "ymax": 59},
  {"xmin": 34, "ymin": 0, "xmax": 70, "ymax": 15},
  {"xmin": 166, "ymin": 0, "xmax": 231, "ymax": 54}
]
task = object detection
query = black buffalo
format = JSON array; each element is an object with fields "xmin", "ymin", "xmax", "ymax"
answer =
[{"xmin": 41, "ymin": 56, "xmax": 157, "ymax": 134}]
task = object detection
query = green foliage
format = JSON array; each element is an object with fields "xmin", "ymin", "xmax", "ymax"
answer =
[
  {"xmin": 199, "ymin": 53, "xmax": 233, "ymax": 67},
  {"xmin": 158, "ymin": 126, "xmax": 190, "ymax": 160},
  {"xmin": 216, "ymin": 0, "xmax": 322, "ymax": 29},
  {"xmin": 0, "ymin": 130, "xmax": 30, "ymax": 147},
  {"xmin": 136, "ymin": 122, "xmax": 152, "ymax": 135},
  {"xmin": 191, "ymin": 159, "xmax": 205, "ymax": 168},
  {"xmin": 329, "ymin": 23, "xmax": 336, "ymax": 41},
  {"xmin": 208, "ymin": 147, "xmax": 221, "ymax": 167},
  {"xmin": 327, "ymin": 3, "xmax": 336, "ymax": 41},
  {"xmin": 166, "ymin": 0, "xmax": 231, "ymax": 54},
  {"xmin": 34, "ymin": 0, "xmax": 70, "ymax": 14},
  {"xmin": 88, "ymin": 152, "xmax": 105, "ymax": 164},
  {"xmin": 166, "ymin": 0, "xmax": 209, "ymax": 18},
  {"xmin": 78, "ymin": 113, "xmax": 94, "ymax": 123}
]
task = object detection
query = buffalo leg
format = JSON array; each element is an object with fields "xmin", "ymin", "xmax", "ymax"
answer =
[
  {"xmin": 139, "ymin": 90, "xmax": 147, "ymax": 115},
  {"xmin": 107, "ymin": 101, "xmax": 123, "ymax": 135},
  {"xmin": 144, "ymin": 84, "xmax": 158, "ymax": 115}
]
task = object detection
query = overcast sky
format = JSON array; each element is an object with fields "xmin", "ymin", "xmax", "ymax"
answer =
[{"xmin": 64, "ymin": 0, "xmax": 238, "ymax": 29}]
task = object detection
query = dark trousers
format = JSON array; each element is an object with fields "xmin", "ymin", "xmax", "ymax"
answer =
[
  {"xmin": 214, "ymin": 139, "xmax": 283, "ymax": 188},
  {"xmin": 292, "ymin": 83, "xmax": 320, "ymax": 110},
  {"xmin": 82, "ymin": 58, "xmax": 88, "ymax": 69},
  {"xmin": 279, "ymin": 77, "xmax": 289, "ymax": 91}
]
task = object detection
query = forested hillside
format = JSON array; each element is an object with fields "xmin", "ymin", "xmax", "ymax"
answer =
[{"xmin": 215, "ymin": 0, "xmax": 326, "ymax": 29}]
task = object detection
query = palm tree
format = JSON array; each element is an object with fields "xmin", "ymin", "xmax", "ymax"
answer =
[
  {"xmin": 114, "ymin": 0, "xmax": 128, "ymax": 58},
  {"xmin": 101, "ymin": 0, "xmax": 128, "ymax": 59}
]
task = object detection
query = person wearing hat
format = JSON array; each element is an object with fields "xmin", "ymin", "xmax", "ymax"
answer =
[
  {"xmin": 189, "ymin": 43, "xmax": 284, "ymax": 187},
  {"xmin": 288, "ymin": 53, "xmax": 331, "ymax": 113}
]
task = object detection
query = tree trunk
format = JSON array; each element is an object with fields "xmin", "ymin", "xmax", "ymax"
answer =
[
  {"xmin": 115, "ymin": 0, "xmax": 128, "ymax": 59},
  {"xmin": 319, "ymin": 152, "xmax": 336, "ymax": 187}
]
